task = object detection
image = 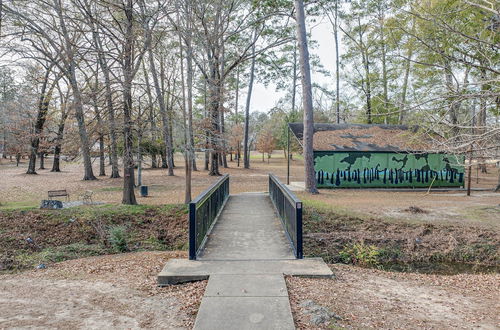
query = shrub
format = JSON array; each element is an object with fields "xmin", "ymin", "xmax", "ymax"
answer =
[
  {"xmin": 339, "ymin": 242, "xmax": 380, "ymax": 266},
  {"xmin": 108, "ymin": 225, "xmax": 129, "ymax": 252}
]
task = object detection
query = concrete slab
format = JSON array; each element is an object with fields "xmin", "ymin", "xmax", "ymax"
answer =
[
  {"xmin": 157, "ymin": 191, "xmax": 333, "ymax": 329},
  {"xmin": 204, "ymin": 274, "xmax": 288, "ymax": 297},
  {"xmin": 157, "ymin": 258, "xmax": 333, "ymax": 285},
  {"xmin": 193, "ymin": 296, "xmax": 295, "ymax": 330}
]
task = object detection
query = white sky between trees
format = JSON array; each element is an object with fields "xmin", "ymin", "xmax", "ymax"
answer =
[{"xmin": 252, "ymin": 19, "xmax": 339, "ymax": 113}]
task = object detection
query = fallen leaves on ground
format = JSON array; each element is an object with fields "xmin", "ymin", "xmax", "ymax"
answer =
[
  {"xmin": 287, "ymin": 264, "xmax": 500, "ymax": 329},
  {"xmin": 1, "ymin": 251, "xmax": 206, "ymax": 329}
]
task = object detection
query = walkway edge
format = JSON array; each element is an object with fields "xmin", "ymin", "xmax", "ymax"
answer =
[{"xmin": 157, "ymin": 258, "xmax": 333, "ymax": 286}]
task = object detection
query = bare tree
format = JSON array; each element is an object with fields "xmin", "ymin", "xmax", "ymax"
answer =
[{"xmin": 294, "ymin": 0, "xmax": 318, "ymax": 194}]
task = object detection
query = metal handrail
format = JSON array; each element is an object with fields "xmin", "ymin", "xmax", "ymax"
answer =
[
  {"xmin": 268, "ymin": 173, "xmax": 303, "ymax": 259},
  {"xmin": 189, "ymin": 174, "xmax": 229, "ymax": 260}
]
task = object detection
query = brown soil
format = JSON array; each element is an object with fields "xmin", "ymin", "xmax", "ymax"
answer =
[
  {"xmin": 287, "ymin": 264, "xmax": 500, "ymax": 329},
  {"xmin": 0, "ymin": 251, "xmax": 206, "ymax": 329},
  {"xmin": 1, "ymin": 154, "xmax": 498, "ymax": 328},
  {"xmin": 303, "ymin": 203, "xmax": 499, "ymax": 267},
  {"xmin": 1, "ymin": 152, "xmax": 497, "ymax": 217},
  {"xmin": 297, "ymin": 163, "xmax": 499, "ymax": 229},
  {"xmin": 0, "ymin": 205, "xmax": 188, "ymax": 271}
]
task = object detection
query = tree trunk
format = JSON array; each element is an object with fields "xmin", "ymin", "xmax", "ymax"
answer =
[
  {"xmin": 71, "ymin": 81, "xmax": 96, "ymax": 180},
  {"xmin": 54, "ymin": 0, "xmax": 96, "ymax": 180},
  {"xmin": 161, "ymin": 151, "xmax": 167, "ymax": 168},
  {"xmin": 94, "ymin": 30, "xmax": 119, "ymax": 178},
  {"xmin": 148, "ymin": 45, "xmax": 174, "ymax": 176},
  {"xmin": 143, "ymin": 61, "xmax": 158, "ymax": 169},
  {"xmin": 355, "ymin": 17, "xmax": 372, "ymax": 124},
  {"xmin": 294, "ymin": 0, "xmax": 318, "ymax": 194},
  {"xmin": 208, "ymin": 80, "xmax": 221, "ymax": 180},
  {"xmin": 207, "ymin": 58, "xmax": 222, "ymax": 176},
  {"xmin": 51, "ymin": 106, "xmax": 69, "ymax": 173},
  {"xmin": 38, "ymin": 152, "xmax": 45, "ymax": 169},
  {"xmin": 333, "ymin": 0, "xmax": 340, "ymax": 123},
  {"xmin": 399, "ymin": 44, "xmax": 413, "ymax": 124},
  {"xmin": 98, "ymin": 135, "xmax": 105, "ymax": 176},
  {"xmin": 398, "ymin": 17, "xmax": 415, "ymax": 125},
  {"xmin": 204, "ymin": 149, "xmax": 209, "ymax": 170},
  {"xmin": 54, "ymin": 1, "xmax": 96, "ymax": 181},
  {"xmin": 292, "ymin": 42, "xmax": 297, "ymax": 115},
  {"xmin": 184, "ymin": 154, "xmax": 192, "ymax": 203},
  {"xmin": 85, "ymin": 1, "xmax": 120, "ymax": 179},
  {"xmin": 27, "ymin": 67, "xmax": 52, "ymax": 175},
  {"xmin": 495, "ymin": 169, "xmax": 500, "ymax": 191},
  {"xmin": 219, "ymin": 43, "xmax": 228, "ymax": 169},
  {"xmin": 52, "ymin": 145, "xmax": 61, "ymax": 172},
  {"xmin": 444, "ymin": 61, "xmax": 460, "ymax": 139},
  {"xmin": 235, "ymin": 66, "xmax": 240, "ymax": 118},
  {"xmin": 185, "ymin": 11, "xmax": 197, "ymax": 172},
  {"xmin": 93, "ymin": 88, "xmax": 106, "ymax": 177},
  {"xmin": 178, "ymin": 26, "xmax": 192, "ymax": 203},
  {"xmin": 221, "ymin": 111, "xmax": 228, "ymax": 168},
  {"xmin": 203, "ymin": 78, "xmax": 209, "ymax": 171},
  {"xmin": 168, "ymin": 102, "xmax": 175, "ymax": 169},
  {"xmin": 121, "ymin": 0, "xmax": 137, "ymax": 205},
  {"xmin": 243, "ymin": 39, "xmax": 256, "ymax": 169},
  {"xmin": 137, "ymin": 132, "xmax": 143, "ymax": 187},
  {"xmin": 478, "ymin": 66, "xmax": 488, "ymax": 174},
  {"xmin": 379, "ymin": 7, "xmax": 388, "ymax": 124},
  {"xmin": 363, "ymin": 48, "xmax": 372, "ymax": 124}
]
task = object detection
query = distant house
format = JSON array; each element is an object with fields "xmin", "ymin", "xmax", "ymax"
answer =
[{"xmin": 289, "ymin": 123, "xmax": 465, "ymax": 188}]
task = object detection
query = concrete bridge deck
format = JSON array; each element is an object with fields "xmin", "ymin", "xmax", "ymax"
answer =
[{"xmin": 158, "ymin": 192, "xmax": 332, "ymax": 330}]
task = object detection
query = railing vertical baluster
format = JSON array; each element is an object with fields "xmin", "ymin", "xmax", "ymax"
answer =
[
  {"xmin": 268, "ymin": 174, "xmax": 304, "ymax": 259},
  {"xmin": 188, "ymin": 174, "xmax": 229, "ymax": 260}
]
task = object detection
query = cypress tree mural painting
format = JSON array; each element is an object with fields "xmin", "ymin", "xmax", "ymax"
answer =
[
  {"xmin": 290, "ymin": 123, "xmax": 465, "ymax": 189},
  {"xmin": 313, "ymin": 151, "xmax": 464, "ymax": 188}
]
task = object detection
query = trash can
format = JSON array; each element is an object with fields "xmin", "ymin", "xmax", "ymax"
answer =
[{"xmin": 140, "ymin": 185, "xmax": 148, "ymax": 197}]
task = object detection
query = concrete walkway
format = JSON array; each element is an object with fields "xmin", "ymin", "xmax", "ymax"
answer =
[
  {"xmin": 158, "ymin": 192, "xmax": 333, "ymax": 330},
  {"xmin": 199, "ymin": 193, "xmax": 294, "ymax": 261}
]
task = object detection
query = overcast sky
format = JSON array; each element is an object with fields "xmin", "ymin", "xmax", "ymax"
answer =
[{"xmin": 249, "ymin": 19, "xmax": 338, "ymax": 113}]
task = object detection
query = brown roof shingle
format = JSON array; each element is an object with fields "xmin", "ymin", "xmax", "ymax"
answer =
[{"xmin": 289, "ymin": 123, "xmax": 433, "ymax": 152}]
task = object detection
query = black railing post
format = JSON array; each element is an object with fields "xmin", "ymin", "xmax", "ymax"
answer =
[
  {"xmin": 189, "ymin": 202, "xmax": 196, "ymax": 260},
  {"xmin": 296, "ymin": 201, "xmax": 303, "ymax": 259}
]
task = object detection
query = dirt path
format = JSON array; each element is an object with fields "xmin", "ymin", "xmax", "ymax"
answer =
[
  {"xmin": 0, "ymin": 251, "xmax": 206, "ymax": 329},
  {"xmin": 287, "ymin": 264, "xmax": 500, "ymax": 329},
  {"xmin": 1, "ymin": 252, "xmax": 498, "ymax": 329}
]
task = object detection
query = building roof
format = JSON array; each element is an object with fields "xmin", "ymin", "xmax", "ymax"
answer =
[{"xmin": 288, "ymin": 123, "xmax": 433, "ymax": 152}]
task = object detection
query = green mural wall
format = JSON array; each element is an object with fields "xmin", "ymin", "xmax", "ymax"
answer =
[{"xmin": 314, "ymin": 151, "xmax": 465, "ymax": 188}]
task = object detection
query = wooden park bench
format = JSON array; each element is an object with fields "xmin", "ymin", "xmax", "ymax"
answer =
[{"xmin": 47, "ymin": 190, "xmax": 70, "ymax": 201}]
